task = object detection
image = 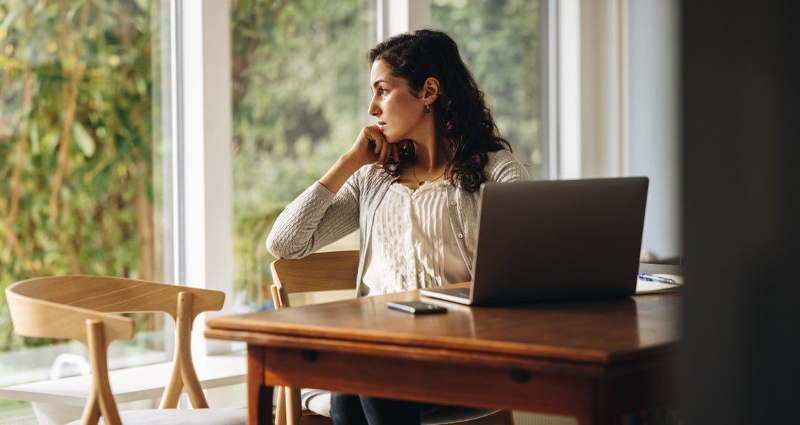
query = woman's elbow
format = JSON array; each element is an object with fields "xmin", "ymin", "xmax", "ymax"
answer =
[
  {"xmin": 265, "ymin": 233, "xmax": 288, "ymax": 259},
  {"xmin": 265, "ymin": 233, "xmax": 304, "ymax": 259}
]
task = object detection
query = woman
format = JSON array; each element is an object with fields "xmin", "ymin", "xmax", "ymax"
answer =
[{"xmin": 267, "ymin": 29, "xmax": 530, "ymax": 425}]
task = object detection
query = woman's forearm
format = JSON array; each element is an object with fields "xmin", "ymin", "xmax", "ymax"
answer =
[{"xmin": 319, "ymin": 153, "xmax": 363, "ymax": 194}]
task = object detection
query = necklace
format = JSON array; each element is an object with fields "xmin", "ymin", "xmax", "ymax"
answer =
[{"xmin": 412, "ymin": 163, "xmax": 447, "ymax": 186}]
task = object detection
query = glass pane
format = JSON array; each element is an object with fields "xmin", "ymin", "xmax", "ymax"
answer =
[
  {"xmin": 231, "ymin": 0, "xmax": 375, "ymax": 309},
  {"xmin": 0, "ymin": 0, "xmax": 171, "ymax": 415},
  {"xmin": 431, "ymin": 0, "xmax": 543, "ymax": 177}
]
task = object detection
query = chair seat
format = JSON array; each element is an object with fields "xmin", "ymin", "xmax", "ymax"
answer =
[
  {"xmin": 66, "ymin": 407, "xmax": 246, "ymax": 425},
  {"xmin": 301, "ymin": 389, "xmax": 498, "ymax": 425}
]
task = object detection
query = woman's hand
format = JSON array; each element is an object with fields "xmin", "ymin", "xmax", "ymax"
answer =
[
  {"xmin": 345, "ymin": 125, "xmax": 400, "ymax": 168},
  {"xmin": 319, "ymin": 126, "xmax": 402, "ymax": 194}
]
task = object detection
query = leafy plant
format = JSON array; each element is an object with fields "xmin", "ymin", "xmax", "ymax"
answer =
[{"xmin": 0, "ymin": 0, "xmax": 162, "ymax": 351}]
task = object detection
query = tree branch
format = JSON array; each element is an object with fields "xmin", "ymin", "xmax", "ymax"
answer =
[
  {"xmin": 49, "ymin": 0, "xmax": 89, "ymax": 219},
  {"xmin": 0, "ymin": 219, "xmax": 28, "ymax": 264},
  {"xmin": 7, "ymin": 3, "xmax": 33, "ymax": 225},
  {"xmin": 134, "ymin": 159, "xmax": 154, "ymax": 281}
]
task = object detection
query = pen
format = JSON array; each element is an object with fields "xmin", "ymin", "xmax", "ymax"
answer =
[{"xmin": 638, "ymin": 273, "xmax": 679, "ymax": 285}]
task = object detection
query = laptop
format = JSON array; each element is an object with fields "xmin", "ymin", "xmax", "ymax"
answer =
[{"xmin": 420, "ymin": 177, "xmax": 649, "ymax": 305}]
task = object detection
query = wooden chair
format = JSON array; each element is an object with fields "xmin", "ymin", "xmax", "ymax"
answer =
[
  {"xmin": 270, "ymin": 251, "xmax": 514, "ymax": 425},
  {"xmin": 5, "ymin": 276, "xmax": 245, "ymax": 425}
]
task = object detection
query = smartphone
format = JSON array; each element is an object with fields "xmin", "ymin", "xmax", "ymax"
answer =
[{"xmin": 387, "ymin": 301, "xmax": 447, "ymax": 315}]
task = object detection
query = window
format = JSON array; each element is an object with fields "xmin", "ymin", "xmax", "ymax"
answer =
[
  {"xmin": 230, "ymin": 0, "xmax": 375, "ymax": 308},
  {"xmin": 0, "ymin": 0, "xmax": 172, "ymax": 418}
]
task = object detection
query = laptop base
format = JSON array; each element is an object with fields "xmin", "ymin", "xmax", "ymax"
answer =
[{"xmin": 420, "ymin": 286, "xmax": 473, "ymax": 305}]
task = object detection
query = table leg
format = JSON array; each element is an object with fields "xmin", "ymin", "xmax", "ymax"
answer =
[
  {"xmin": 574, "ymin": 409, "xmax": 596, "ymax": 425},
  {"xmin": 247, "ymin": 345, "xmax": 273, "ymax": 425},
  {"xmin": 574, "ymin": 379, "xmax": 598, "ymax": 425}
]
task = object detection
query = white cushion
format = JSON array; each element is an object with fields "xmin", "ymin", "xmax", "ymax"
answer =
[
  {"xmin": 66, "ymin": 407, "xmax": 246, "ymax": 425},
  {"xmin": 301, "ymin": 388, "xmax": 332, "ymax": 416},
  {"xmin": 300, "ymin": 389, "xmax": 498, "ymax": 424}
]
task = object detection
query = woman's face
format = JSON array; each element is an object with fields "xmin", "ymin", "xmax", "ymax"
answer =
[{"xmin": 368, "ymin": 60, "xmax": 427, "ymax": 144}]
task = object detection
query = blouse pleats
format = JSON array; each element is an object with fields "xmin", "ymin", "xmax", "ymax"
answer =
[{"xmin": 362, "ymin": 182, "xmax": 471, "ymax": 295}]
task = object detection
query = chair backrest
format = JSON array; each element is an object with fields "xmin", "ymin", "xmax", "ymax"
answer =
[
  {"xmin": 270, "ymin": 250, "xmax": 359, "ymax": 309},
  {"xmin": 5, "ymin": 276, "xmax": 225, "ymax": 425}
]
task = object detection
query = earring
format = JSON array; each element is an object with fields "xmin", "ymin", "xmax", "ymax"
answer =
[{"xmin": 424, "ymin": 104, "xmax": 431, "ymax": 114}]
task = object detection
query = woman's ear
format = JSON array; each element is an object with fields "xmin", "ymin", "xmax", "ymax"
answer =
[{"xmin": 422, "ymin": 77, "xmax": 442, "ymax": 104}]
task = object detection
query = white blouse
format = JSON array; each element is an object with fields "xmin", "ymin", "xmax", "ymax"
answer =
[{"xmin": 361, "ymin": 181, "xmax": 472, "ymax": 295}]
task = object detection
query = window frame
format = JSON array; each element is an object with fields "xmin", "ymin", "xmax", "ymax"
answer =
[
  {"xmin": 554, "ymin": 0, "xmax": 630, "ymax": 179},
  {"xmin": 173, "ymin": 0, "xmax": 235, "ymax": 356}
]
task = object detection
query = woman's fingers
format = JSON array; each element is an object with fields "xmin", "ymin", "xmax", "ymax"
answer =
[
  {"xmin": 349, "ymin": 125, "xmax": 393, "ymax": 168},
  {"xmin": 374, "ymin": 137, "xmax": 387, "ymax": 165},
  {"xmin": 373, "ymin": 136, "xmax": 382, "ymax": 154},
  {"xmin": 378, "ymin": 139, "xmax": 390, "ymax": 166},
  {"xmin": 366, "ymin": 126, "xmax": 390, "ymax": 166},
  {"xmin": 361, "ymin": 125, "xmax": 401, "ymax": 167},
  {"xmin": 365, "ymin": 126, "xmax": 383, "ymax": 151}
]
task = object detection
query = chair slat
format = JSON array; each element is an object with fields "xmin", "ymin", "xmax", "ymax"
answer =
[
  {"xmin": 6, "ymin": 288, "xmax": 134, "ymax": 344},
  {"xmin": 271, "ymin": 251, "xmax": 359, "ymax": 294},
  {"xmin": 8, "ymin": 275, "xmax": 224, "ymax": 321}
]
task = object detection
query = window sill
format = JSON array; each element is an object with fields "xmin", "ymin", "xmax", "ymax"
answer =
[{"xmin": 0, "ymin": 353, "xmax": 246, "ymax": 407}]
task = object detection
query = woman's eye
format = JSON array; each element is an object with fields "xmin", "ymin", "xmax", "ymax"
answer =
[{"xmin": 379, "ymin": 88, "xmax": 388, "ymax": 95}]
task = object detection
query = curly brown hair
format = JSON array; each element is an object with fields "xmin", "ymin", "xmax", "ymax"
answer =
[{"xmin": 368, "ymin": 29, "xmax": 512, "ymax": 193}]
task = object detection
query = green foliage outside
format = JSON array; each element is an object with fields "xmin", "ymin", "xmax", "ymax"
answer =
[{"xmin": 0, "ymin": 0, "xmax": 165, "ymax": 354}]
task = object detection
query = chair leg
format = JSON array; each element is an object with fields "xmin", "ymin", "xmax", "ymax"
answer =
[
  {"xmin": 85, "ymin": 320, "xmax": 121, "ymax": 425},
  {"xmin": 286, "ymin": 387, "xmax": 301, "ymax": 425},
  {"xmin": 81, "ymin": 391, "xmax": 101, "ymax": 425},
  {"xmin": 275, "ymin": 385, "xmax": 286, "ymax": 425}
]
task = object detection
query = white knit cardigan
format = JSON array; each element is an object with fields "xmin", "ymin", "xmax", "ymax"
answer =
[{"xmin": 266, "ymin": 148, "xmax": 531, "ymax": 297}]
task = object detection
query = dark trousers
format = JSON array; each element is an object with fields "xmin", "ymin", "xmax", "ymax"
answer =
[{"xmin": 330, "ymin": 393, "xmax": 429, "ymax": 425}]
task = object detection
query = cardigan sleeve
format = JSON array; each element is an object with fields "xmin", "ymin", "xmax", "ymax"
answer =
[
  {"xmin": 486, "ymin": 149, "xmax": 532, "ymax": 183},
  {"xmin": 265, "ymin": 168, "xmax": 362, "ymax": 259}
]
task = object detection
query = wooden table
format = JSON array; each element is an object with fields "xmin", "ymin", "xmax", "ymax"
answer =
[{"xmin": 205, "ymin": 290, "xmax": 679, "ymax": 425}]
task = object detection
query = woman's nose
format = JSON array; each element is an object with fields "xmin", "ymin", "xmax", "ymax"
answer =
[{"xmin": 368, "ymin": 97, "xmax": 380, "ymax": 117}]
